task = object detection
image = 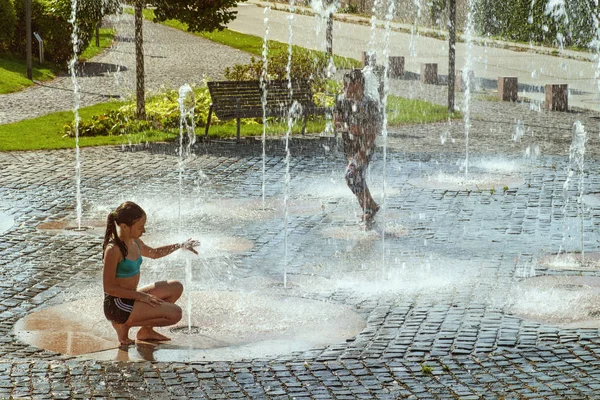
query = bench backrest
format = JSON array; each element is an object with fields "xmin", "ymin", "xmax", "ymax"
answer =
[{"xmin": 207, "ymin": 80, "xmax": 315, "ymax": 120}]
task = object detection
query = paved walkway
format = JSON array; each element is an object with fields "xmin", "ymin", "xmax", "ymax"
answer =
[
  {"xmin": 3, "ymin": 98, "xmax": 600, "ymax": 397},
  {"xmin": 3, "ymin": 6, "xmax": 600, "ymax": 400},
  {"xmin": 0, "ymin": 13, "xmax": 251, "ymax": 125}
]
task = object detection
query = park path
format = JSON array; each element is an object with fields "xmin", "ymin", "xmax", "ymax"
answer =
[{"xmin": 0, "ymin": 13, "xmax": 252, "ymax": 125}]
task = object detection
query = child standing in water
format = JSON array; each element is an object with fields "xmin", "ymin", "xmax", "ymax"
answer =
[
  {"xmin": 102, "ymin": 201, "xmax": 200, "ymax": 345},
  {"xmin": 334, "ymin": 68, "xmax": 383, "ymax": 225}
]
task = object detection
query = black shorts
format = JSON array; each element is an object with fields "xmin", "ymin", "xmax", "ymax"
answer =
[{"xmin": 103, "ymin": 294, "xmax": 135, "ymax": 324}]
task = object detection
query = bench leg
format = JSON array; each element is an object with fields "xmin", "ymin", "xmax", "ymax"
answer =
[
  {"xmin": 301, "ymin": 115, "xmax": 308, "ymax": 135},
  {"xmin": 236, "ymin": 99, "xmax": 241, "ymax": 143},
  {"xmin": 204, "ymin": 105, "xmax": 213, "ymax": 138}
]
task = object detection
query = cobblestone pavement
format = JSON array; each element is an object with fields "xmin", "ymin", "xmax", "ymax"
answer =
[
  {"xmin": 4, "ymin": 10, "xmax": 600, "ymax": 400},
  {"xmin": 3, "ymin": 93, "xmax": 600, "ymax": 398}
]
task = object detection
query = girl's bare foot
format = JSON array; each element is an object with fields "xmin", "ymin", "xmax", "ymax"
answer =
[
  {"xmin": 136, "ymin": 327, "xmax": 171, "ymax": 341},
  {"xmin": 111, "ymin": 322, "xmax": 134, "ymax": 345}
]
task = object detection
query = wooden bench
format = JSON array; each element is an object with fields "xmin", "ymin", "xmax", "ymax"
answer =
[{"xmin": 205, "ymin": 79, "xmax": 329, "ymax": 141}]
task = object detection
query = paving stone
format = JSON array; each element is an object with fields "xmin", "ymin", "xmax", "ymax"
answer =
[{"xmin": 2, "ymin": 12, "xmax": 600, "ymax": 398}]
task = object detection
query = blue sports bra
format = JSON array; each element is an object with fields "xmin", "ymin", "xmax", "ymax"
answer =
[{"xmin": 115, "ymin": 241, "xmax": 143, "ymax": 278}]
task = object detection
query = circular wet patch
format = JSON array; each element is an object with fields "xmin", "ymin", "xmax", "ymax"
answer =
[
  {"xmin": 137, "ymin": 233, "xmax": 254, "ymax": 259},
  {"xmin": 198, "ymin": 198, "xmax": 327, "ymax": 221},
  {"xmin": 508, "ymin": 275, "xmax": 600, "ymax": 328},
  {"xmin": 0, "ymin": 212, "xmax": 14, "ymax": 235},
  {"xmin": 275, "ymin": 256, "xmax": 478, "ymax": 298},
  {"xmin": 539, "ymin": 252, "xmax": 600, "ymax": 271},
  {"xmin": 15, "ymin": 291, "xmax": 365, "ymax": 362},
  {"xmin": 37, "ymin": 219, "xmax": 105, "ymax": 236},
  {"xmin": 409, "ymin": 172, "xmax": 523, "ymax": 191},
  {"xmin": 321, "ymin": 222, "xmax": 408, "ymax": 240},
  {"xmin": 583, "ymin": 193, "xmax": 600, "ymax": 207}
]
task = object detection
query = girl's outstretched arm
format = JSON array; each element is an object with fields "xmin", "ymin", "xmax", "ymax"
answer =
[{"xmin": 139, "ymin": 238, "xmax": 200, "ymax": 259}]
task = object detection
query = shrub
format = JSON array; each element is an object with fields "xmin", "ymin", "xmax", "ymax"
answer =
[
  {"xmin": 340, "ymin": 2, "xmax": 359, "ymax": 14},
  {"xmin": 474, "ymin": 0, "xmax": 600, "ymax": 48},
  {"xmin": 10, "ymin": 0, "xmax": 112, "ymax": 67},
  {"xmin": 224, "ymin": 48, "xmax": 331, "ymax": 92},
  {"xmin": 63, "ymin": 83, "xmax": 254, "ymax": 137},
  {"xmin": 0, "ymin": 0, "xmax": 16, "ymax": 50}
]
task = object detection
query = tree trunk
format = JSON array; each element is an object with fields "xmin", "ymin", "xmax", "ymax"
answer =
[
  {"xmin": 447, "ymin": 0, "xmax": 456, "ymax": 113},
  {"xmin": 26, "ymin": 0, "xmax": 32, "ymax": 79},
  {"xmin": 135, "ymin": 2, "xmax": 146, "ymax": 120},
  {"xmin": 326, "ymin": 12, "xmax": 333, "ymax": 56}
]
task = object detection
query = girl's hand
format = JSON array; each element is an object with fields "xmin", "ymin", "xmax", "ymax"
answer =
[
  {"xmin": 180, "ymin": 238, "xmax": 201, "ymax": 254},
  {"xmin": 138, "ymin": 292, "xmax": 163, "ymax": 307}
]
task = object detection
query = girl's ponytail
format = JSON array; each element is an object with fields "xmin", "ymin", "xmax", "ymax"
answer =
[{"xmin": 102, "ymin": 202, "xmax": 145, "ymax": 260}]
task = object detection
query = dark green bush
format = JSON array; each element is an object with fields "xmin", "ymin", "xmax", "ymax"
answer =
[
  {"xmin": 10, "ymin": 0, "xmax": 112, "ymax": 67},
  {"xmin": 340, "ymin": 3, "xmax": 359, "ymax": 14},
  {"xmin": 0, "ymin": 0, "xmax": 16, "ymax": 51}
]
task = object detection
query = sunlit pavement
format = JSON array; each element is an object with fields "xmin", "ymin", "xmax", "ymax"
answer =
[
  {"xmin": 3, "ymin": 90, "xmax": 600, "ymax": 397},
  {"xmin": 4, "ymin": 9, "xmax": 600, "ymax": 400}
]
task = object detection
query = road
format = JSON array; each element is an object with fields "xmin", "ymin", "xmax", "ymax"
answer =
[{"xmin": 230, "ymin": 1, "xmax": 600, "ymax": 112}]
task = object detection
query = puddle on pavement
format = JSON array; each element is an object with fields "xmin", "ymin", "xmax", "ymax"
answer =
[
  {"xmin": 539, "ymin": 252, "xmax": 600, "ymax": 271},
  {"xmin": 408, "ymin": 173, "xmax": 523, "ymax": 191},
  {"xmin": 0, "ymin": 212, "xmax": 14, "ymax": 235},
  {"xmin": 37, "ymin": 219, "xmax": 106, "ymax": 236},
  {"xmin": 14, "ymin": 291, "xmax": 365, "ymax": 362},
  {"xmin": 508, "ymin": 275, "xmax": 600, "ymax": 329}
]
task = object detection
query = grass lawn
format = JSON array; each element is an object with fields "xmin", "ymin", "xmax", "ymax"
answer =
[
  {"xmin": 0, "ymin": 28, "xmax": 115, "ymax": 95},
  {"xmin": 387, "ymin": 96, "xmax": 461, "ymax": 125},
  {"xmin": 0, "ymin": 56, "xmax": 54, "ymax": 94},
  {"xmin": 79, "ymin": 28, "xmax": 117, "ymax": 62},
  {"xmin": 0, "ymin": 94, "xmax": 460, "ymax": 151},
  {"xmin": 0, "ymin": 101, "xmax": 175, "ymax": 151}
]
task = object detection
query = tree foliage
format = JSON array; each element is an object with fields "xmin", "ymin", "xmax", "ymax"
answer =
[
  {"xmin": 473, "ymin": 0, "xmax": 600, "ymax": 48},
  {"xmin": 8, "ymin": 0, "xmax": 120, "ymax": 66},
  {"xmin": 0, "ymin": 0, "xmax": 17, "ymax": 50},
  {"xmin": 151, "ymin": 0, "xmax": 245, "ymax": 33}
]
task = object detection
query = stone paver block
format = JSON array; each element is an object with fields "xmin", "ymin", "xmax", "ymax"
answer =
[
  {"xmin": 420, "ymin": 63, "xmax": 438, "ymax": 85},
  {"xmin": 388, "ymin": 56, "xmax": 405, "ymax": 78},
  {"xmin": 456, "ymin": 70, "xmax": 475, "ymax": 92},
  {"xmin": 545, "ymin": 84, "xmax": 568, "ymax": 111},
  {"xmin": 362, "ymin": 51, "xmax": 376, "ymax": 67},
  {"xmin": 498, "ymin": 76, "xmax": 518, "ymax": 101}
]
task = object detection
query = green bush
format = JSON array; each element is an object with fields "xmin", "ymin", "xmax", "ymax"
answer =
[
  {"xmin": 224, "ymin": 48, "xmax": 332, "ymax": 92},
  {"xmin": 340, "ymin": 3, "xmax": 359, "ymax": 14},
  {"xmin": 64, "ymin": 83, "xmax": 261, "ymax": 137},
  {"xmin": 10, "ymin": 0, "xmax": 113, "ymax": 67},
  {"xmin": 474, "ymin": 0, "xmax": 599, "ymax": 48},
  {"xmin": 0, "ymin": 0, "xmax": 16, "ymax": 50}
]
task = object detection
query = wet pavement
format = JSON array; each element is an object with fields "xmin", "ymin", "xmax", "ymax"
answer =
[
  {"xmin": 3, "ymin": 8, "xmax": 600, "ymax": 400},
  {"xmin": 3, "ymin": 96, "xmax": 600, "ymax": 397}
]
